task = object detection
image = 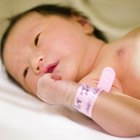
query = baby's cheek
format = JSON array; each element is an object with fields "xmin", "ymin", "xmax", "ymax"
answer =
[{"xmin": 26, "ymin": 75, "xmax": 39, "ymax": 95}]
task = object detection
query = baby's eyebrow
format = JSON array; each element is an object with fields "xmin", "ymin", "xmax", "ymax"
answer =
[{"xmin": 23, "ymin": 67, "xmax": 29, "ymax": 78}]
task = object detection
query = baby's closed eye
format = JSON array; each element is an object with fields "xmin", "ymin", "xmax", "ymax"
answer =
[{"xmin": 34, "ymin": 33, "xmax": 41, "ymax": 46}]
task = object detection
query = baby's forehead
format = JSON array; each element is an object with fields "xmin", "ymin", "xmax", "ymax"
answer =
[
  {"xmin": 14, "ymin": 12, "xmax": 44, "ymax": 28},
  {"xmin": 6, "ymin": 13, "xmax": 45, "ymax": 43},
  {"xmin": 11, "ymin": 12, "xmax": 67, "ymax": 34},
  {"xmin": 3, "ymin": 13, "xmax": 40, "ymax": 66}
]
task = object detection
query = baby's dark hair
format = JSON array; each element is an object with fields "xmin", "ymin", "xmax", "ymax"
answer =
[{"xmin": 0, "ymin": 4, "xmax": 107, "ymax": 87}]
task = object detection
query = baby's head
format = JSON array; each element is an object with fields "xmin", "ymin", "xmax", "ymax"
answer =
[{"xmin": 0, "ymin": 4, "xmax": 107, "ymax": 96}]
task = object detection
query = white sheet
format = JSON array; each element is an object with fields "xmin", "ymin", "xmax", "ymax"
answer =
[{"xmin": 0, "ymin": 59, "xmax": 140, "ymax": 140}]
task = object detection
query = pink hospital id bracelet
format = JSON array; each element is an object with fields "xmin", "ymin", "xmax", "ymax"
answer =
[
  {"xmin": 74, "ymin": 85, "xmax": 102, "ymax": 117},
  {"xmin": 74, "ymin": 67, "xmax": 116, "ymax": 117}
]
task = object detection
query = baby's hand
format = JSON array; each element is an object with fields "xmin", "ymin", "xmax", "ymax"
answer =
[{"xmin": 37, "ymin": 74, "xmax": 78, "ymax": 106}]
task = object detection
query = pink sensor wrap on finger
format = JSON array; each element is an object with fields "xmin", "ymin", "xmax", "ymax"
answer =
[{"xmin": 74, "ymin": 67, "xmax": 116, "ymax": 117}]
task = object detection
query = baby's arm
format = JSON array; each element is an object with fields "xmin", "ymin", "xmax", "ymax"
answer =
[
  {"xmin": 37, "ymin": 73, "xmax": 140, "ymax": 137},
  {"xmin": 91, "ymin": 91, "xmax": 140, "ymax": 137}
]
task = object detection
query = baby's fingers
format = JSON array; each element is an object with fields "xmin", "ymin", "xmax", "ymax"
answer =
[{"xmin": 37, "ymin": 74, "xmax": 54, "ymax": 104}]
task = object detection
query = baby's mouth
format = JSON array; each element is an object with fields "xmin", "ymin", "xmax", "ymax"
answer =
[{"xmin": 43, "ymin": 62, "xmax": 58, "ymax": 74}]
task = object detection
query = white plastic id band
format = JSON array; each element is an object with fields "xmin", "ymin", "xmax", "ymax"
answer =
[
  {"xmin": 97, "ymin": 67, "xmax": 116, "ymax": 92},
  {"xmin": 74, "ymin": 85, "xmax": 101, "ymax": 117}
]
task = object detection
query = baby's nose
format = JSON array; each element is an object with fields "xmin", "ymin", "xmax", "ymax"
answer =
[{"xmin": 31, "ymin": 56, "xmax": 44, "ymax": 74}]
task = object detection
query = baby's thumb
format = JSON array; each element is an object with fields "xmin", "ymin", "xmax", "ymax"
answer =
[{"xmin": 51, "ymin": 73, "xmax": 62, "ymax": 80}]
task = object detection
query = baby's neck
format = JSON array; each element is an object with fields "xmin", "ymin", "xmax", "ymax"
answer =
[
  {"xmin": 89, "ymin": 41, "xmax": 106, "ymax": 71},
  {"xmin": 77, "ymin": 37, "xmax": 106, "ymax": 81}
]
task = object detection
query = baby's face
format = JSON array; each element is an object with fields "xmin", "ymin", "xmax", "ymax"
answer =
[{"xmin": 3, "ymin": 12, "xmax": 101, "ymax": 96}]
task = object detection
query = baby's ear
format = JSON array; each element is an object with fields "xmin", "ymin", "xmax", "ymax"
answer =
[{"xmin": 76, "ymin": 16, "xmax": 94, "ymax": 34}]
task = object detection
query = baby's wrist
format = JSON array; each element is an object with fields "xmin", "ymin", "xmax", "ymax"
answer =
[
  {"xmin": 73, "ymin": 84, "xmax": 102, "ymax": 117},
  {"xmin": 72, "ymin": 67, "xmax": 116, "ymax": 117}
]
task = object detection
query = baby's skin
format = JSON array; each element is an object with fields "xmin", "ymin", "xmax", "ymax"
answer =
[
  {"xmin": 37, "ymin": 27, "xmax": 140, "ymax": 137},
  {"xmin": 37, "ymin": 27, "xmax": 140, "ymax": 105}
]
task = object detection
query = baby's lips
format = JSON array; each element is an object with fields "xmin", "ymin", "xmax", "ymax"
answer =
[{"xmin": 42, "ymin": 61, "xmax": 59, "ymax": 74}]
